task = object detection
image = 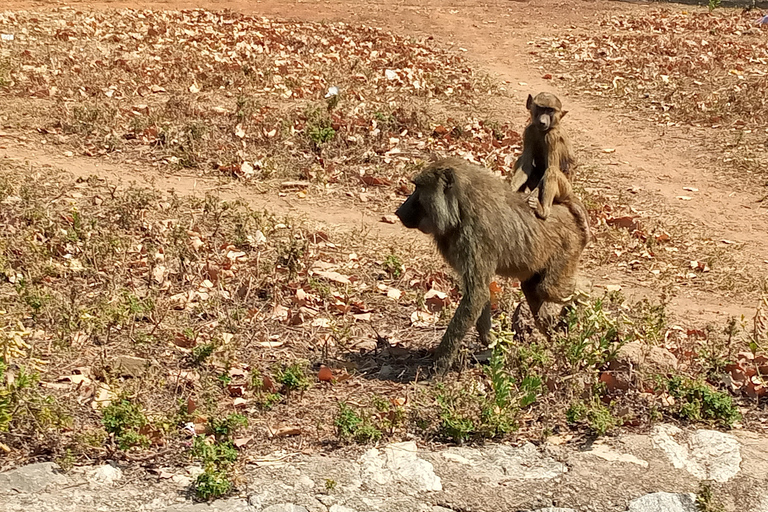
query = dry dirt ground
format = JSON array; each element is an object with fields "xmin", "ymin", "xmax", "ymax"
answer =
[{"xmin": 2, "ymin": 0, "xmax": 766, "ymax": 325}]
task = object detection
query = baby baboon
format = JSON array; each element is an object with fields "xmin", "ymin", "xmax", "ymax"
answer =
[
  {"xmin": 395, "ymin": 158, "xmax": 587, "ymax": 373},
  {"xmin": 508, "ymin": 92, "xmax": 590, "ymax": 237}
]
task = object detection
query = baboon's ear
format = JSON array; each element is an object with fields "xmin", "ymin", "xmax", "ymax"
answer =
[
  {"xmin": 560, "ymin": 110, "xmax": 569, "ymax": 119},
  {"xmin": 526, "ymin": 94, "xmax": 534, "ymax": 110},
  {"xmin": 441, "ymin": 167, "xmax": 456, "ymax": 192}
]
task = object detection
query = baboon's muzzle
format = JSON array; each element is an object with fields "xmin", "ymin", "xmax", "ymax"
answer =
[{"xmin": 395, "ymin": 195, "xmax": 420, "ymax": 229}]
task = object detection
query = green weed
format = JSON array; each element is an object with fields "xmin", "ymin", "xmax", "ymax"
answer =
[
  {"xmin": 334, "ymin": 402, "xmax": 382, "ymax": 444},
  {"xmin": 666, "ymin": 376, "xmax": 740, "ymax": 428},
  {"xmin": 101, "ymin": 399, "xmax": 150, "ymax": 450},
  {"xmin": 566, "ymin": 398, "xmax": 617, "ymax": 436},
  {"xmin": 276, "ymin": 362, "xmax": 310, "ymax": 393},
  {"xmin": 190, "ymin": 413, "xmax": 247, "ymax": 501}
]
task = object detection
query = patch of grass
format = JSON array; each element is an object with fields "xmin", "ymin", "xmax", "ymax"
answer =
[
  {"xmin": 432, "ymin": 339, "xmax": 537, "ymax": 443},
  {"xmin": 190, "ymin": 413, "xmax": 247, "ymax": 501},
  {"xmin": 276, "ymin": 361, "xmax": 310, "ymax": 393},
  {"xmin": 101, "ymin": 399, "xmax": 150, "ymax": 450},
  {"xmin": 665, "ymin": 376, "xmax": 740, "ymax": 428},
  {"xmin": 566, "ymin": 398, "xmax": 618, "ymax": 436},
  {"xmin": 334, "ymin": 402, "xmax": 382, "ymax": 444},
  {"xmin": 0, "ymin": 359, "xmax": 68, "ymax": 437}
]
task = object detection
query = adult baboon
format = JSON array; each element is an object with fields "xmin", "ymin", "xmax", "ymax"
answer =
[
  {"xmin": 395, "ymin": 158, "xmax": 588, "ymax": 373},
  {"xmin": 508, "ymin": 92, "xmax": 590, "ymax": 237}
]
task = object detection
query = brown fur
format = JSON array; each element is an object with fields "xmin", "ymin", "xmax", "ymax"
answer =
[
  {"xmin": 395, "ymin": 158, "xmax": 587, "ymax": 373},
  {"xmin": 508, "ymin": 92, "xmax": 590, "ymax": 239}
]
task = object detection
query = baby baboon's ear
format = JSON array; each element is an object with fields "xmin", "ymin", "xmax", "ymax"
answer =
[
  {"xmin": 526, "ymin": 94, "xmax": 534, "ymax": 111},
  {"xmin": 561, "ymin": 110, "xmax": 569, "ymax": 119}
]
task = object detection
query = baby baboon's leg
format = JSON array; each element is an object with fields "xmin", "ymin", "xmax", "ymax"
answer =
[
  {"xmin": 434, "ymin": 278, "xmax": 491, "ymax": 373},
  {"xmin": 475, "ymin": 302, "xmax": 492, "ymax": 345},
  {"xmin": 534, "ymin": 169, "xmax": 572, "ymax": 220}
]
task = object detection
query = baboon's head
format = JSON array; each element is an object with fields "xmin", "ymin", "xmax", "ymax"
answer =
[
  {"xmin": 395, "ymin": 161, "xmax": 461, "ymax": 236},
  {"xmin": 526, "ymin": 92, "xmax": 566, "ymax": 132}
]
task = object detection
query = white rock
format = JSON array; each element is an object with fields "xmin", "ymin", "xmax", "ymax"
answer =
[
  {"xmin": 443, "ymin": 443, "xmax": 567, "ymax": 481},
  {"xmin": 584, "ymin": 442, "xmax": 649, "ymax": 467},
  {"xmin": 361, "ymin": 441, "xmax": 442, "ymax": 493},
  {"xmin": 172, "ymin": 474, "xmax": 192, "ymax": 487},
  {"xmin": 0, "ymin": 462, "xmax": 68, "ymax": 493},
  {"xmin": 89, "ymin": 464, "xmax": 122, "ymax": 485},
  {"xmin": 329, "ymin": 506, "xmax": 358, "ymax": 512},
  {"xmin": 627, "ymin": 492, "xmax": 697, "ymax": 512},
  {"xmin": 651, "ymin": 424, "xmax": 741, "ymax": 482},
  {"xmin": 295, "ymin": 475, "xmax": 315, "ymax": 489},
  {"xmin": 262, "ymin": 505, "xmax": 309, "ymax": 512}
]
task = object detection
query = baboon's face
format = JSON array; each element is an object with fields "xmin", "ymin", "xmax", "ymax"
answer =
[
  {"xmin": 526, "ymin": 93, "xmax": 564, "ymax": 133},
  {"xmin": 395, "ymin": 166, "xmax": 459, "ymax": 236},
  {"xmin": 396, "ymin": 184, "xmax": 437, "ymax": 234}
]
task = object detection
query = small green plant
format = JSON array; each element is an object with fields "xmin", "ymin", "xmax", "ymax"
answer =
[
  {"xmin": 276, "ymin": 362, "xmax": 310, "ymax": 392},
  {"xmin": 101, "ymin": 399, "xmax": 150, "ymax": 450},
  {"xmin": 566, "ymin": 398, "xmax": 617, "ymax": 436},
  {"xmin": 325, "ymin": 478, "xmax": 337, "ymax": 491},
  {"xmin": 334, "ymin": 403, "xmax": 382, "ymax": 444},
  {"xmin": 382, "ymin": 254, "xmax": 404, "ymax": 279},
  {"xmin": 194, "ymin": 466, "xmax": 233, "ymax": 500},
  {"xmin": 666, "ymin": 377, "xmax": 740, "ymax": 428},
  {"xmin": 556, "ymin": 298, "xmax": 624, "ymax": 372},
  {"xmin": 308, "ymin": 125, "xmax": 336, "ymax": 145},
  {"xmin": 707, "ymin": 0, "xmax": 721, "ymax": 13},
  {"xmin": 0, "ymin": 359, "xmax": 68, "ymax": 437},
  {"xmin": 696, "ymin": 482, "xmax": 725, "ymax": 512},
  {"xmin": 190, "ymin": 413, "xmax": 247, "ymax": 501},
  {"xmin": 191, "ymin": 342, "xmax": 216, "ymax": 365},
  {"xmin": 437, "ymin": 403, "xmax": 475, "ymax": 444}
]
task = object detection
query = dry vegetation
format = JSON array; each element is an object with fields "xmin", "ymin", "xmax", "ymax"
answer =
[
  {"xmin": 533, "ymin": 7, "xmax": 768, "ymax": 179},
  {"xmin": 0, "ymin": 8, "xmax": 522, "ymax": 189},
  {"xmin": 0, "ymin": 4, "xmax": 767, "ymax": 502}
]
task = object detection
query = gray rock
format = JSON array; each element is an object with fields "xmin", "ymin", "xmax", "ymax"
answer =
[
  {"xmin": 651, "ymin": 424, "xmax": 741, "ymax": 482},
  {"xmin": 442, "ymin": 442, "xmax": 567, "ymax": 481},
  {"xmin": 110, "ymin": 355, "xmax": 150, "ymax": 377},
  {"xmin": 361, "ymin": 441, "xmax": 442, "ymax": 493},
  {"xmin": 611, "ymin": 341, "xmax": 678, "ymax": 374},
  {"xmin": 627, "ymin": 492, "xmax": 697, "ymax": 512},
  {"xmin": 262, "ymin": 504, "xmax": 310, "ymax": 512},
  {"xmin": 88, "ymin": 463, "xmax": 123, "ymax": 485},
  {"xmin": 162, "ymin": 498, "xmax": 253, "ymax": 512},
  {"xmin": 0, "ymin": 462, "xmax": 68, "ymax": 494},
  {"xmin": 295, "ymin": 474, "xmax": 315, "ymax": 490},
  {"xmin": 329, "ymin": 506, "xmax": 358, "ymax": 512}
]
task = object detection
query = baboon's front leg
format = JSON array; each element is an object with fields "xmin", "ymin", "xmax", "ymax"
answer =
[
  {"xmin": 434, "ymin": 278, "xmax": 490, "ymax": 374},
  {"xmin": 475, "ymin": 302, "xmax": 492, "ymax": 345},
  {"xmin": 507, "ymin": 164, "xmax": 530, "ymax": 192}
]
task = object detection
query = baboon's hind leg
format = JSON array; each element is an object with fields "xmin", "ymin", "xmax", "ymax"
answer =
[{"xmin": 521, "ymin": 254, "xmax": 578, "ymax": 336}]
